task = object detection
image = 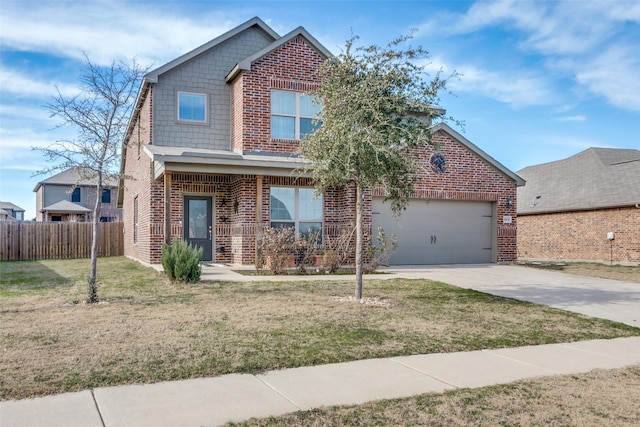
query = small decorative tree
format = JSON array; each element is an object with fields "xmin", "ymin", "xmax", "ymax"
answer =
[{"xmin": 299, "ymin": 33, "xmax": 457, "ymax": 299}]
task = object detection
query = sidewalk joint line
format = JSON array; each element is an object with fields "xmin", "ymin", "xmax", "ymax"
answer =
[
  {"xmin": 90, "ymin": 389, "xmax": 106, "ymax": 427},
  {"xmin": 387, "ymin": 358, "xmax": 460, "ymax": 389},
  {"xmin": 254, "ymin": 374, "xmax": 303, "ymax": 410}
]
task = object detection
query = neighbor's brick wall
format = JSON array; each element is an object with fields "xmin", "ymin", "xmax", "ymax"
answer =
[{"xmin": 518, "ymin": 207, "xmax": 640, "ymax": 265}]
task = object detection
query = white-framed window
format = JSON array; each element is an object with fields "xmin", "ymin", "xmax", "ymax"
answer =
[
  {"xmin": 270, "ymin": 187, "xmax": 323, "ymax": 240},
  {"xmin": 177, "ymin": 91, "xmax": 207, "ymax": 123},
  {"xmin": 271, "ymin": 90, "xmax": 321, "ymax": 140}
]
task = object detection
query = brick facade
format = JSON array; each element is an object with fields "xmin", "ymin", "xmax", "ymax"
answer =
[
  {"xmin": 518, "ymin": 207, "xmax": 640, "ymax": 265},
  {"xmin": 121, "ymin": 19, "xmax": 521, "ymax": 266}
]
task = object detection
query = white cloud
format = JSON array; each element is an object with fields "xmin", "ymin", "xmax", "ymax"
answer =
[
  {"xmin": 575, "ymin": 45, "xmax": 640, "ymax": 112},
  {"xmin": 0, "ymin": 67, "xmax": 80, "ymax": 99},
  {"xmin": 555, "ymin": 115, "xmax": 586, "ymax": 123},
  {"xmin": 424, "ymin": 56, "xmax": 554, "ymax": 108},
  {"xmin": 415, "ymin": 0, "xmax": 640, "ymax": 113},
  {"xmin": 0, "ymin": 1, "xmax": 239, "ymax": 66}
]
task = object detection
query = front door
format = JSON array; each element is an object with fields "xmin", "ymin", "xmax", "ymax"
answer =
[{"xmin": 184, "ymin": 196, "xmax": 213, "ymax": 261}]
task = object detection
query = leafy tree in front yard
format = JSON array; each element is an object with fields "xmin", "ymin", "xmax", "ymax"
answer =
[
  {"xmin": 34, "ymin": 55, "xmax": 148, "ymax": 303},
  {"xmin": 299, "ymin": 34, "xmax": 457, "ymax": 299}
]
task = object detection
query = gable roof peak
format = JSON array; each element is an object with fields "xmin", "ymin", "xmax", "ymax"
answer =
[
  {"xmin": 145, "ymin": 16, "xmax": 280, "ymax": 83},
  {"xmin": 225, "ymin": 25, "xmax": 332, "ymax": 83}
]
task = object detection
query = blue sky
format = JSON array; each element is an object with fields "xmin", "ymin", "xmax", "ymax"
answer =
[{"xmin": 1, "ymin": 0, "xmax": 638, "ymax": 220}]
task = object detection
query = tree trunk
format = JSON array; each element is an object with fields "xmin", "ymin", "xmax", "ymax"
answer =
[
  {"xmin": 354, "ymin": 183, "xmax": 364, "ymax": 300},
  {"xmin": 88, "ymin": 181, "xmax": 102, "ymax": 303}
]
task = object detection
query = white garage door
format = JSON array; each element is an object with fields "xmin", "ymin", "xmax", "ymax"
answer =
[{"xmin": 372, "ymin": 198, "xmax": 493, "ymax": 265}]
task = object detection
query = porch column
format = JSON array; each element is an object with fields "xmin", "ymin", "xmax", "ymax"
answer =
[
  {"xmin": 164, "ymin": 170, "xmax": 172, "ymax": 244},
  {"xmin": 255, "ymin": 175, "xmax": 263, "ymax": 262}
]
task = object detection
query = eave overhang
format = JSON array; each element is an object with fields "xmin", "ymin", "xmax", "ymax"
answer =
[{"xmin": 144, "ymin": 146, "xmax": 311, "ymax": 180}]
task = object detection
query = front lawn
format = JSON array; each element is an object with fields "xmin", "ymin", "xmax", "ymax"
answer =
[{"xmin": 1, "ymin": 257, "xmax": 638, "ymax": 400}]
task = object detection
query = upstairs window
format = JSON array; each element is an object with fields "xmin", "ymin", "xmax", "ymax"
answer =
[
  {"xmin": 178, "ymin": 92, "xmax": 207, "ymax": 122},
  {"xmin": 102, "ymin": 189, "xmax": 111, "ymax": 204},
  {"xmin": 271, "ymin": 90, "xmax": 321, "ymax": 140},
  {"xmin": 71, "ymin": 187, "xmax": 81, "ymax": 203}
]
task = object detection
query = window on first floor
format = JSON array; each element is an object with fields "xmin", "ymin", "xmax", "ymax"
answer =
[
  {"xmin": 71, "ymin": 187, "xmax": 81, "ymax": 203},
  {"xmin": 102, "ymin": 188, "xmax": 111, "ymax": 204},
  {"xmin": 270, "ymin": 187, "xmax": 323, "ymax": 240},
  {"xmin": 178, "ymin": 91, "xmax": 207, "ymax": 123},
  {"xmin": 271, "ymin": 90, "xmax": 322, "ymax": 140}
]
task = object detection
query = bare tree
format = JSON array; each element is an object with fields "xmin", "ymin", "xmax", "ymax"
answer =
[{"xmin": 34, "ymin": 54, "xmax": 148, "ymax": 302}]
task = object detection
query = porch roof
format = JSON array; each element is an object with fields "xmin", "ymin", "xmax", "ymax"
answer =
[
  {"xmin": 144, "ymin": 145, "xmax": 311, "ymax": 180},
  {"xmin": 41, "ymin": 200, "xmax": 91, "ymax": 214}
]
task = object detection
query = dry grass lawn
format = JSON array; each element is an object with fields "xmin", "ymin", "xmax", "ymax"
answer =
[
  {"xmin": 1, "ymin": 257, "xmax": 638, "ymax": 404},
  {"xmin": 520, "ymin": 261, "xmax": 640, "ymax": 283},
  {"xmin": 229, "ymin": 365, "xmax": 640, "ymax": 426}
]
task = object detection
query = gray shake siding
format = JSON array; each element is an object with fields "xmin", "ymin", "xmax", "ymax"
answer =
[{"xmin": 152, "ymin": 27, "xmax": 274, "ymax": 150}]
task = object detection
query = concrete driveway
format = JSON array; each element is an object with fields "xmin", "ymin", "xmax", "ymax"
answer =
[{"xmin": 386, "ymin": 264, "xmax": 640, "ymax": 328}]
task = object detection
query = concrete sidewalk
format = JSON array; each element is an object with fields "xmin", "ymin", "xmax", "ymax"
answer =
[{"xmin": 2, "ymin": 337, "xmax": 640, "ymax": 427}]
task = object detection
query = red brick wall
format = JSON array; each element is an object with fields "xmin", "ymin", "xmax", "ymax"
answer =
[
  {"xmin": 372, "ymin": 129, "xmax": 519, "ymax": 263},
  {"xmin": 234, "ymin": 35, "xmax": 322, "ymax": 154},
  {"xmin": 518, "ymin": 207, "xmax": 640, "ymax": 265},
  {"xmin": 125, "ymin": 34, "xmax": 520, "ymax": 266},
  {"xmin": 122, "ymin": 87, "xmax": 158, "ymax": 264}
]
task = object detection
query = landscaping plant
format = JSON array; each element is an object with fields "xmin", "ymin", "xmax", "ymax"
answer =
[{"xmin": 161, "ymin": 239, "xmax": 203, "ymax": 282}]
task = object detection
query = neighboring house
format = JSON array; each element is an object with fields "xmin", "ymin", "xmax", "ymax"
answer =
[
  {"xmin": 517, "ymin": 148, "xmax": 640, "ymax": 265},
  {"xmin": 0, "ymin": 202, "xmax": 25, "ymax": 221},
  {"xmin": 119, "ymin": 17, "xmax": 524, "ymax": 266},
  {"xmin": 34, "ymin": 167, "xmax": 122, "ymax": 222}
]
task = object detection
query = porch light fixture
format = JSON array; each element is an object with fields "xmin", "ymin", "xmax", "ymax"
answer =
[{"xmin": 505, "ymin": 197, "xmax": 513, "ymax": 208}]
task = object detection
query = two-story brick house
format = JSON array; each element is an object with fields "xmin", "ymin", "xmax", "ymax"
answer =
[{"xmin": 119, "ymin": 17, "xmax": 524, "ymax": 266}]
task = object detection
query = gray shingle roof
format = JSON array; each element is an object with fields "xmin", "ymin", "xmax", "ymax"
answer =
[
  {"xmin": 40, "ymin": 200, "xmax": 91, "ymax": 213},
  {"xmin": 34, "ymin": 167, "xmax": 118, "ymax": 192},
  {"xmin": 517, "ymin": 147, "xmax": 640, "ymax": 214},
  {"xmin": 0, "ymin": 201, "xmax": 25, "ymax": 212}
]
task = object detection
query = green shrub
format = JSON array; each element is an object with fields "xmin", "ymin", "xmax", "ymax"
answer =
[{"xmin": 161, "ymin": 239, "xmax": 203, "ymax": 282}]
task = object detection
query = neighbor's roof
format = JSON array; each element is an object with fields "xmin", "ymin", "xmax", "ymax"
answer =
[
  {"xmin": 517, "ymin": 147, "xmax": 640, "ymax": 214},
  {"xmin": 34, "ymin": 167, "xmax": 118, "ymax": 192},
  {"xmin": 0, "ymin": 201, "xmax": 25, "ymax": 212},
  {"xmin": 40, "ymin": 200, "xmax": 91, "ymax": 214}
]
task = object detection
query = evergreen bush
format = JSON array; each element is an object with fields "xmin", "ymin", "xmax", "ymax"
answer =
[{"xmin": 161, "ymin": 239, "xmax": 203, "ymax": 282}]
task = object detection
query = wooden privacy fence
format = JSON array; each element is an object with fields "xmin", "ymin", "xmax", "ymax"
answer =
[{"xmin": 0, "ymin": 222, "xmax": 124, "ymax": 261}]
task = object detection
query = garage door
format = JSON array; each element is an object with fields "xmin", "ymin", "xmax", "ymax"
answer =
[{"xmin": 372, "ymin": 198, "xmax": 493, "ymax": 265}]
